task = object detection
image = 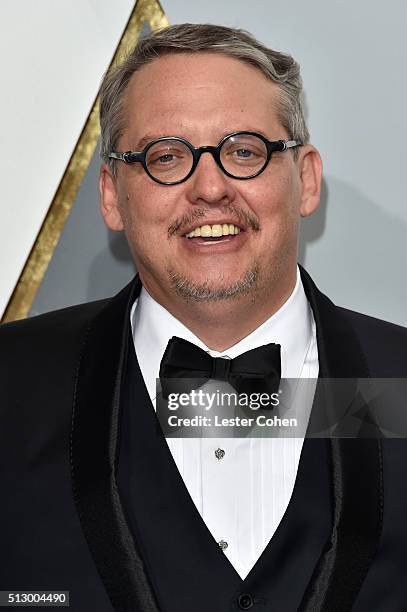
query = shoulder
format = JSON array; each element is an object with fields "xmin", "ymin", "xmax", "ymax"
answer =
[
  {"xmin": 0, "ymin": 298, "xmax": 110, "ymax": 372},
  {"xmin": 338, "ymin": 306, "xmax": 407, "ymax": 376},
  {"xmin": 338, "ymin": 306, "xmax": 407, "ymax": 345},
  {"xmin": 0, "ymin": 298, "xmax": 109, "ymax": 341}
]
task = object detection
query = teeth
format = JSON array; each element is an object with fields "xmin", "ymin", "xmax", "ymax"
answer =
[
  {"xmin": 200, "ymin": 225, "xmax": 212, "ymax": 237},
  {"xmin": 211, "ymin": 224, "xmax": 223, "ymax": 237},
  {"xmin": 185, "ymin": 224, "xmax": 241, "ymax": 238}
]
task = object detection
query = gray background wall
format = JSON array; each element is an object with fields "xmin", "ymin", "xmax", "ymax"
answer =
[{"xmin": 30, "ymin": 4, "xmax": 407, "ymax": 326}]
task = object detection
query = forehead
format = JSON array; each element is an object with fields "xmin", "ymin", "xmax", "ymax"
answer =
[{"xmin": 121, "ymin": 52, "xmax": 283, "ymax": 145}]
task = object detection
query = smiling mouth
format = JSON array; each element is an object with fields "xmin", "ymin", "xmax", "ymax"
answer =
[{"xmin": 184, "ymin": 223, "xmax": 243, "ymax": 240}]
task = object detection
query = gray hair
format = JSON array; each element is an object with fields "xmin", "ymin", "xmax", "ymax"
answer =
[{"xmin": 99, "ymin": 23, "xmax": 309, "ymax": 175}]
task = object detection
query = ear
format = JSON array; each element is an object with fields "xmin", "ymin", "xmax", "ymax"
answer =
[
  {"xmin": 297, "ymin": 145, "xmax": 323, "ymax": 218},
  {"xmin": 99, "ymin": 164, "xmax": 125, "ymax": 231}
]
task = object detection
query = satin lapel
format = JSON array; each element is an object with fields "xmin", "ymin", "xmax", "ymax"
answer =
[
  {"xmin": 298, "ymin": 266, "xmax": 383, "ymax": 612},
  {"xmin": 70, "ymin": 276, "xmax": 160, "ymax": 612}
]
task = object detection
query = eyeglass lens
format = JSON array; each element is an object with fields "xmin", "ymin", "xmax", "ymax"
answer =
[
  {"xmin": 220, "ymin": 134, "xmax": 268, "ymax": 177},
  {"xmin": 145, "ymin": 134, "xmax": 268, "ymax": 183},
  {"xmin": 146, "ymin": 140, "xmax": 194, "ymax": 182}
]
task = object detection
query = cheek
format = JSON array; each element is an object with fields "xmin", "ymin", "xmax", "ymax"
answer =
[
  {"xmin": 117, "ymin": 187, "xmax": 180, "ymax": 270},
  {"xmin": 244, "ymin": 172, "xmax": 299, "ymax": 222},
  {"xmin": 270, "ymin": 169, "xmax": 300, "ymax": 205},
  {"xmin": 125, "ymin": 182, "xmax": 178, "ymax": 229}
]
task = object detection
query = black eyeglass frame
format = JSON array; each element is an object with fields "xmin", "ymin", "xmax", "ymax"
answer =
[{"xmin": 108, "ymin": 131, "xmax": 301, "ymax": 185}]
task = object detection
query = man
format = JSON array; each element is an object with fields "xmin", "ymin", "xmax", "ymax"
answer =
[{"xmin": 1, "ymin": 23, "xmax": 407, "ymax": 612}]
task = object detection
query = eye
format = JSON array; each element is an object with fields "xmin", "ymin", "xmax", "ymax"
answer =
[
  {"xmin": 148, "ymin": 150, "xmax": 183, "ymax": 165},
  {"xmin": 223, "ymin": 142, "xmax": 266, "ymax": 165},
  {"xmin": 234, "ymin": 148, "xmax": 256, "ymax": 158},
  {"xmin": 146, "ymin": 144, "xmax": 189, "ymax": 168},
  {"xmin": 155, "ymin": 153, "xmax": 176, "ymax": 164}
]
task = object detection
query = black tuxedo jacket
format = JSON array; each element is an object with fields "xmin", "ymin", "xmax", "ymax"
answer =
[{"xmin": 1, "ymin": 267, "xmax": 407, "ymax": 612}]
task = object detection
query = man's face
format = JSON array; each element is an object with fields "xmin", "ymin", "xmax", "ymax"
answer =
[{"xmin": 100, "ymin": 53, "xmax": 321, "ymax": 307}]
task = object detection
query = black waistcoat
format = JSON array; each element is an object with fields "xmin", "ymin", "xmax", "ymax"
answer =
[{"xmin": 117, "ymin": 338, "xmax": 333, "ymax": 611}]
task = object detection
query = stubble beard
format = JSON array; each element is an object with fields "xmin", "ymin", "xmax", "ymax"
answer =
[{"xmin": 167, "ymin": 263, "xmax": 260, "ymax": 302}]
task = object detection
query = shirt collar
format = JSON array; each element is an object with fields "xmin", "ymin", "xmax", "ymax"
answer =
[{"xmin": 131, "ymin": 266, "xmax": 314, "ymax": 400}]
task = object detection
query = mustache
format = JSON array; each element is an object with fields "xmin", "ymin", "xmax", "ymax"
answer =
[{"xmin": 167, "ymin": 204, "xmax": 260, "ymax": 237}]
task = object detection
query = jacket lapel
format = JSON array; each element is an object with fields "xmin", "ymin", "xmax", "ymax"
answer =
[
  {"xmin": 70, "ymin": 276, "xmax": 160, "ymax": 612},
  {"xmin": 299, "ymin": 266, "xmax": 383, "ymax": 612}
]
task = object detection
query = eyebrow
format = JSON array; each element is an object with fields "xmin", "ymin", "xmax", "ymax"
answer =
[
  {"xmin": 133, "ymin": 129, "xmax": 275, "ymax": 151},
  {"xmin": 134, "ymin": 134, "xmax": 167, "ymax": 151}
]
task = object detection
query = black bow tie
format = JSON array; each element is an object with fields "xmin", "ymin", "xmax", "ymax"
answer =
[{"xmin": 159, "ymin": 336, "xmax": 281, "ymax": 399}]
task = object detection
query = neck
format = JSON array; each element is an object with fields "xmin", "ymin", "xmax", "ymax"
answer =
[{"xmin": 140, "ymin": 270, "xmax": 297, "ymax": 352}]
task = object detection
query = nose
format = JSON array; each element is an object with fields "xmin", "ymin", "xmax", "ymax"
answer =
[{"xmin": 185, "ymin": 150, "xmax": 236, "ymax": 206}]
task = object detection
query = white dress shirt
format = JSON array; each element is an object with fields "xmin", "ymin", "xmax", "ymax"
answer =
[{"xmin": 130, "ymin": 267, "xmax": 318, "ymax": 578}]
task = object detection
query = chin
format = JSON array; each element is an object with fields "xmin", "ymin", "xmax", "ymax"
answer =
[{"xmin": 167, "ymin": 265, "xmax": 259, "ymax": 302}]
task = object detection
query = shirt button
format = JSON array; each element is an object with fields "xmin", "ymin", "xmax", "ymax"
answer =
[
  {"xmin": 218, "ymin": 540, "xmax": 228, "ymax": 551},
  {"xmin": 215, "ymin": 448, "xmax": 225, "ymax": 460},
  {"xmin": 237, "ymin": 593, "xmax": 254, "ymax": 610}
]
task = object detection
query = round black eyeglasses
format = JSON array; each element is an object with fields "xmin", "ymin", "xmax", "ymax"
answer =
[{"xmin": 108, "ymin": 131, "xmax": 301, "ymax": 185}]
